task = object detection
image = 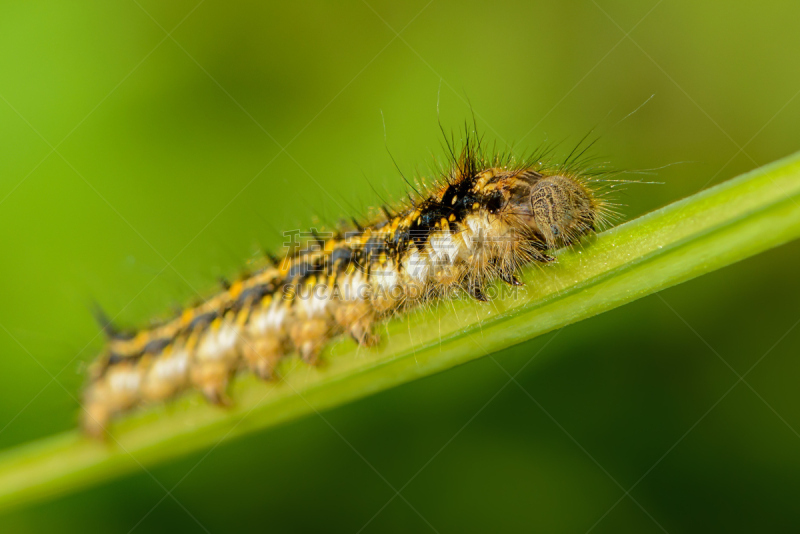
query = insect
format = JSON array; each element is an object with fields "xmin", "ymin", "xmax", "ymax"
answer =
[{"xmin": 81, "ymin": 129, "xmax": 615, "ymax": 437}]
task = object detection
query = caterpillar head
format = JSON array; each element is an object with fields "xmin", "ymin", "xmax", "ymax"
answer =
[{"xmin": 494, "ymin": 172, "xmax": 599, "ymax": 248}]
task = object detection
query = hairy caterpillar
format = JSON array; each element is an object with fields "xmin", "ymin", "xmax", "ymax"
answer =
[{"xmin": 82, "ymin": 131, "xmax": 615, "ymax": 437}]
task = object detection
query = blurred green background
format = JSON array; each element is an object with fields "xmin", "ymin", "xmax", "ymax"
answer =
[{"xmin": 1, "ymin": 0, "xmax": 799, "ymax": 532}]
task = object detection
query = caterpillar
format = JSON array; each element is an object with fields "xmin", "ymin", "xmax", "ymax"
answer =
[{"xmin": 82, "ymin": 130, "xmax": 615, "ymax": 437}]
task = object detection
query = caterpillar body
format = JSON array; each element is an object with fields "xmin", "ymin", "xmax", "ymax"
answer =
[{"xmin": 82, "ymin": 134, "xmax": 613, "ymax": 437}]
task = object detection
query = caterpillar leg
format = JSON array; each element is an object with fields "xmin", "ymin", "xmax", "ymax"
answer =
[
  {"xmin": 467, "ymin": 282, "xmax": 490, "ymax": 302},
  {"xmin": 531, "ymin": 250, "xmax": 556, "ymax": 263},
  {"xmin": 335, "ymin": 302, "xmax": 379, "ymax": 347},
  {"xmin": 289, "ymin": 317, "xmax": 330, "ymax": 365},
  {"xmin": 242, "ymin": 334, "xmax": 284, "ymax": 380},
  {"xmin": 350, "ymin": 323, "xmax": 379, "ymax": 347},
  {"xmin": 199, "ymin": 381, "xmax": 232, "ymax": 406},
  {"xmin": 498, "ymin": 269, "xmax": 524, "ymax": 286},
  {"xmin": 189, "ymin": 358, "xmax": 234, "ymax": 406}
]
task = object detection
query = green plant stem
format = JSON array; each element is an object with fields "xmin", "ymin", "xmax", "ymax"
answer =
[{"xmin": 1, "ymin": 152, "xmax": 800, "ymax": 512}]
